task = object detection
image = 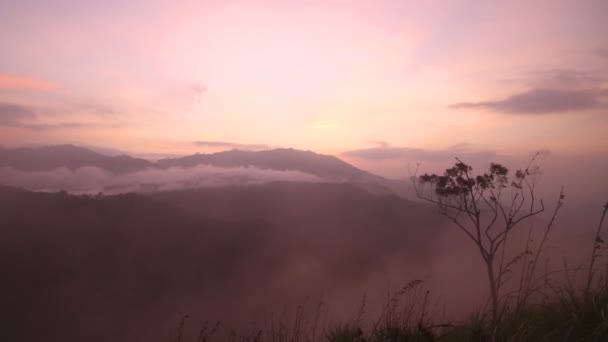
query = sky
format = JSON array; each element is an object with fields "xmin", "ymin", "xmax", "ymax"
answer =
[{"xmin": 1, "ymin": 0, "xmax": 607, "ymax": 175}]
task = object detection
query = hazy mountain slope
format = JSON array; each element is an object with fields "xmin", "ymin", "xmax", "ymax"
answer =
[
  {"xmin": 0, "ymin": 145, "xmax": 372, "ymax": 181},
  {"xmin": 151, "ymin": 182, "xmax": 441, "ymax": 255},
  {"xmin": 0, "ymin": 183, "xmax": 443, "ymax": 342},
  {"xmin": 156, "ymin": 148, "xmax": 370, "ymax": 180},
  {"xmin": 0, "ymin": 144, "xmax": 152, "ymax": 173},
  {"xmin": 0, "ymin": 185, "xmax": 281, "ymax": 342},
  {"xmin": 0, "ymin": 145, "xmax": 414, "ymax": 196}
]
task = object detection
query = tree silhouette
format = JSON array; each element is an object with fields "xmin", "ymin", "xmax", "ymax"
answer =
[{"xmin": 413, "ymin": 155, "xmax": 555, "ymax": 322}]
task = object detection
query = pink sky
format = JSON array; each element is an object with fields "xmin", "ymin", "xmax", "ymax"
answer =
[{"xmin": 1, "ymin": 0, "xmax": 607, "ymax": 174}]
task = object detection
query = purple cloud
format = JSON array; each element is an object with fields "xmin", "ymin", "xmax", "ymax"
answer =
[
  {"xmin": 342, "ymin": 145, "xmax": 496, "ymax": 162},
  {"xmin": 526, "ymin": 69, "xmax": 602, "ymax": 89},
  {"xmin": 0, "ymin": 101, "xmax": 120, "ymax": 131},
  {"xmin": 0, "ymin": 102, "xmax": 36, "ymax": 125},
  {"xmin": 596, "ymin": 48, "xmax": 608, "ymax": 60},
  {"xmin": 450, "ymin": 88, "xmax": 605, "ymax": 114}
]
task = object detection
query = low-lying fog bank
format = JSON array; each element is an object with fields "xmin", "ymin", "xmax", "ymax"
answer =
[
  {"xmin": 0, "ymin": 165, "xmax": 324, "ymax": 194},
  {"xmin": 1, "ymin": 182, "xmax": 604, "ymax": 342}
]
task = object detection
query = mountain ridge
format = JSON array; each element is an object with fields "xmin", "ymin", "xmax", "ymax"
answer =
[
  {"xmin": 0, "ymin": 144, "xmax": 412, "ymax": 196},
  {"xmin": 156, "ymin": 148, "xmax": 372, "ymax": 180},
  {"xmin": 0, "ymin": 144, "xmax": 152, "ymax": 174}
]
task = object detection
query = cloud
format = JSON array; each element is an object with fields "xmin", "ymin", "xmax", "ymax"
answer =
[
  {"xmin": 525, "ymin": 70, "xmax": 603, "ymax": 90},
  {"xmin": 311, "ymin": 120, "xmax": 341, "ymax": 129},
  {"xmin": 342, "ymin": 144, "xmax": 496, "ymax": 162},
  {"xmin": 0, "ymin": 101, "xmax": 118, "ymax": 131},
  {"xmin": 370, "ymin": 140, "xmax": 389, "ymax": 148},
  {"xmin": 0, "ymin": 102, "xmax": 36, "ymax": 125},
  {"xmin": 450, "ymin": 142, "xmax": 473, "ymax": 150},
  {"xmin": 190, "ymin": 83, "xmax": 207, "ymax": 102},
  {"xmin": 596, "ymin": 49, "xmax": 608, "ymax": 60},
  {"xmin": 193, "ymin": 140, "xmax": 269, "ymax": 150},
  {"xmin": 68, "ymin": 100, "xmax": 119, "ymax": 117},
  {"xmin": 450, "ymin": 88, "xmax": 605, "ymax": 114},
  {"xmin": 497, "ymin": 69, "xmax": 605, "ymax": 92},
  {"xmin": 0, "ymin": 165, "xmax": 323, "ymax": 194},
  {"xmin": 0, "ymin": 74, "xmax": 57, "ymax": 92},
  {"xmin": 13, "ymin": 122, "xmax": 111, "ymax": 132}
]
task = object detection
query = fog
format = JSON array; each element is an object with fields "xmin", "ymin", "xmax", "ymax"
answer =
[
  {"xmin": 0, "ymin": 147, "xmax": 606, "ymax": 342},
  {"xmin": 0, "ymin": 182, "xmax": 446, "ymax": 341},
  {"xmin": 2, "ymin": 0, "xmax": 607, "ymax": 339},
  {"xmin": 0, "ymin": 164, "xmax": 324, "ymax": 194},
  {"xmin": 349, "ymin": 150, "xmax": 608, "ymax": 225}
]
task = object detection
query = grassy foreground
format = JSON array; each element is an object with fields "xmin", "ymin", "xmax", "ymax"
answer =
[
  {"xmin": 167, "ymin": 184, "xmax": 607, "ymax": 341},
  {"xmin": 169, "ymin": 280, "xmax": 608, "ymax": 342}
]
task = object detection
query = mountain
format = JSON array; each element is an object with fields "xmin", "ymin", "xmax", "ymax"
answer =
[
  {"xmin": 0, "ymin": 145, "xmax": 373, "ymax": 180},
  {"xmin": 0, "ymin": 185, "xmax": 278, "ymax": 342},
  {"xmin": 0, "ymin": 145, "xmax": 413, "ymax": 196},
  {"xmin": 0, "ymin": 183, "xmax": 444, "ymax": 342},
  {"xmin": 156, "ymin": 148, "xmax": 370, "ymax": 180},
  {"xmin": 153, "ymin": 182, "xmax": 438, "ymax": 246},
  {"xmin": 156, "ymin": 148, "xmax": 412, "ymax": 196},
  {"xmin": 0, "ymin": 144, "xmax": 152, "ymax": 173}
]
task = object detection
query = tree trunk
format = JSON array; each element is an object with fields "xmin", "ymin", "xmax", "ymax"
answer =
[{"xmin": 485, "ymin": 255, "xmax": 499, "ymax": 324}]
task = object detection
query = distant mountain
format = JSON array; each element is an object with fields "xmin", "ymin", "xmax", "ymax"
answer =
[
  {"xmin": 0, "ymin": 145, "xmax": 413, "ymax": 196},
  {"xmin": 156, "ymin": 148, "xmax": 370, "ymax": 180},
  {"xmin": 156, "ymin": 148, "xmax": 412, "ymax": 196},
  {"xmin": 0, "ymin": 144, "xmax": 152, "ymax": 173},
  {"xmin": 0, "ymin": 145, "xmax": 371, "ymax": 180}
]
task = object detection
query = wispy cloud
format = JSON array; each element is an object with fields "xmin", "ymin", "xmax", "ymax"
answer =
[
  {"xmin": 311, "ymin": 120, "xmax": 340, "ymax": 129},
  {"xmin": 342, "ymin": 144, "xmax": 496, "ymax": 162},
  {"xmin": 0, "ymin": 101, "xmax": 116, "ymax": 131},
  {"xmin": 596, "ymin": 48, "xmax": 608, "ymax": 60},
  {"xmin": 370, "ymin": 141, "xmax": 389, "ymax": 148},
  {"xmin": 0, "ymin": 102, "xmax": 36, "ymax": 124},
  {"xmin": 67, "ymin": 100, "xmax": 119, "ymax": 117},
  {"xmin": 193, "ymin": 140, "xmax": 269, "ymax": 151},
  {"xmin": 0, "ymin": 74, "xmax": 57, "ymax": 92},
  {"xmin": 525, "ymin": 69, "xmax": 603, "ymax": 90},
  {"xmin": 450, "ymin": 88, "xmax": 605, "ymax": 114},
  {"xmin": 190, "ymin": 83, "xmax": 207, "ymax": 103},
  {"xmin": 14, "ymin": 122, "xmax": 113, "ymax": 132}
]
